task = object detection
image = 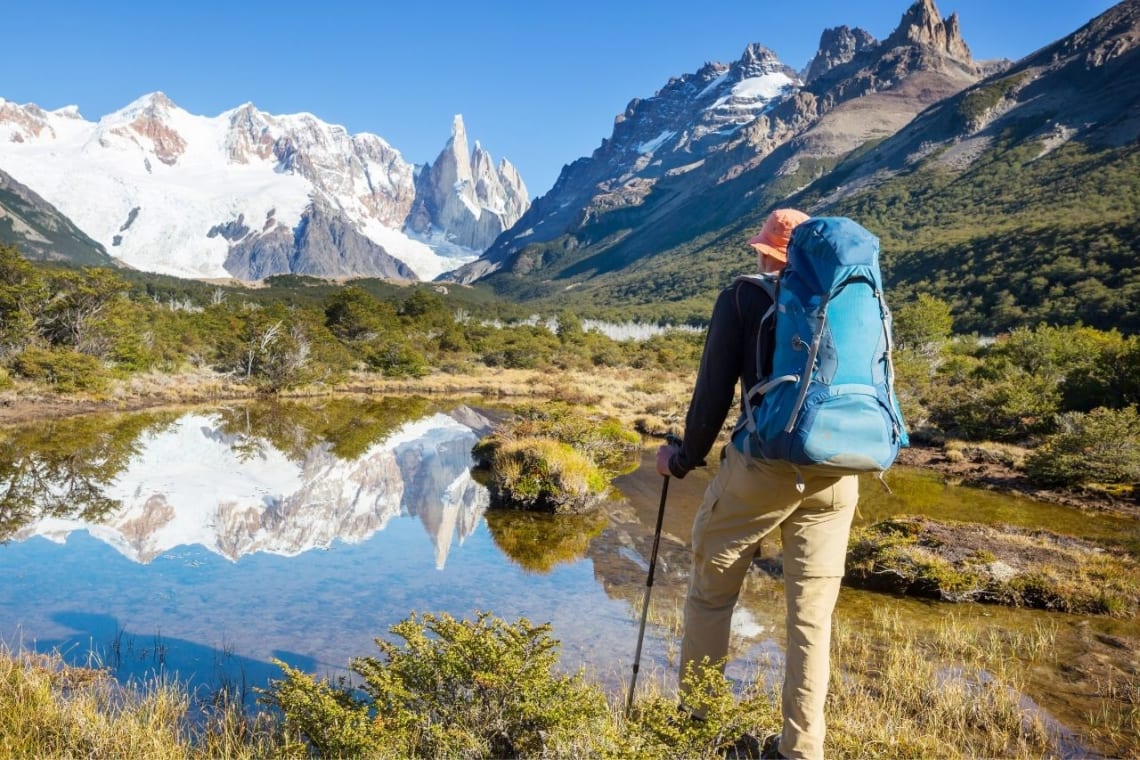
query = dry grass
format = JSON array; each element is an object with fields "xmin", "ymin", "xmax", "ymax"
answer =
[
  {"xmin": 848, "ymin": 516, "xmax": 1140, "ymax": 616},
  {"xmin": 0, "ymin": 648, "xmax": 189, "ymax": 758},
  {"xmin": 623, "ymin": 602, "xmax": 1066, "ymax": 759},
  {"xmin": 0, "ymin": 647, "xmax": 285, "ymax": 759},
  {"xmin": 0, "ymin": 365, "xmax": 698, "ymax": 443},
  {"xmin": 824, "ymin": 607, "xmax": 1056, "ymax": 759},
  {"xmin": 343, "ymin": 366, "xmax": 694, "ymax": 439},
  {"xmin": 944, "ymin": 438, "xmax": 1027, "ymax": 468},
  {"xmin": 1, "ymin": 607, "xmax": 1113, "ymax": 759}
]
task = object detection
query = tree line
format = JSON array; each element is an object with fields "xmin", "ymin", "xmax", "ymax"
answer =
[
  {"xmin": 0, "ymin": 243, "xmax": 703, "ymax": 395},
  {"xmin": 2, "ymin": 242, "xmax": 1136, "ymax": 493}
]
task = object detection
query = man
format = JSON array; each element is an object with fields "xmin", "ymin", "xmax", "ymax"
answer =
[{"xmin": 656, "ymin": 208, "xmax": 859, "ymax": 760}]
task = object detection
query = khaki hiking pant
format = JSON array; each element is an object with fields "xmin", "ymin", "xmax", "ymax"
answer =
[{"xmin": 680, "ymin": 444, "xmax": 858, "ymax": 760}]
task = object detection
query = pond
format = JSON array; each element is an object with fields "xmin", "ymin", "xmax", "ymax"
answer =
[
  {"xmin": 1, "ymin": 398, "xmax": 1137, "ymax": 755},
  {"xmin": 0, "ymin": 399, "xmax": 647, "ymax": 700}
]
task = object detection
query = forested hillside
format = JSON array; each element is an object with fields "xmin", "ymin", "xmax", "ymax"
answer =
[{"xmin": 471, "ymin": 1, "xmax": 1140, "ymax": 336}]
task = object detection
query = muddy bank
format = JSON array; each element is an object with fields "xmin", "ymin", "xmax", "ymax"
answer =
[
  {"xmin": 896, "ymin": 444, "xmax": 1138, "ymax": 519},
  {"xmin": 846, "ymin": 514, "xmax": 1140, "ymax": 617}
]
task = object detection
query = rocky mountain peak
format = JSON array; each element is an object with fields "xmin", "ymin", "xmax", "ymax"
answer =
[
  {"xmin": 142, "ymin": 91, "xmax": 176, "ymax": 112},
  {"xmin": 885, "ymin": 0, "xmax": 972, "ymax": 60},
  {"xmin": 1, "ymin": 96, "xmax": 530, "ymax": 281},
  {"xmin": 224, "ymin": 103, "xmax": 278, "ymax": 163},
  {"xmin": 804, "ymin": 25, "xmax": 877, "ymax": 84},
  {"xmin": 440, "ymin": 114, "xmax": 474, "ymax": 188},
  {"xmin": 735, "ymin": 43, "xmax": 783, "ymax": 74},
  {"xmin": 110, "ymin": 91, "xmax": 177, "ymax": 123},
  {"xmin": 0, "ymin": 100, "xmax": 51, "ymax": 142},
  {"xmin": 407, "ymin": 114, "xmax": 529, "ymax": 251}
]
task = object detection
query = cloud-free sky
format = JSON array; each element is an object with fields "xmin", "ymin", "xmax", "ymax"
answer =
[{"xmin": 2, "ymin": 0, "xmax": 1119, "ymax": 197}]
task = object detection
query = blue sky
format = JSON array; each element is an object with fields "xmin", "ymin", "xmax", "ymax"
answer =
[{"xmin": 2, "ymin": 0, "xmax": 1119, "ymax": 197}]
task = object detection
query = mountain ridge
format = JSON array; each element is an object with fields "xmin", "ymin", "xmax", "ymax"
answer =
[
  {"xmin": 447, "ymin": 0, "xmax": 996, "ymax": 288},
  {"xmin": 2, "ymin": 1, "xmax": 1136, "ymax": 337},
  {"xmin": 0, "ymin": 167, "xmax": 117, "ymax": 266},
  {"xmin": 446, "ymin": 0, "xmax": 1138, "ymax": 334},
  {"xmin": 0, "ymin": 96, "xmax": 529, "ymax": 281}
]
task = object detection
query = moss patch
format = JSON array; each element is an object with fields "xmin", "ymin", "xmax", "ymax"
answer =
[{"xmin": 846, "ymin": 516, "xmax": 1140, "ymax": 617}]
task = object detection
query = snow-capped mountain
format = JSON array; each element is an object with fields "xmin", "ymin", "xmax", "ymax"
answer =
[
  {"xmin": 15, "ymin": 409, "xmax": 491, "ymax": 569},
  {"xmin": 0, "ymin": 94, "xmax": 529, "ymax": 281},
  {"xmin": 447, "ymin": 0, "xmax": 994, "ymax": 284}
]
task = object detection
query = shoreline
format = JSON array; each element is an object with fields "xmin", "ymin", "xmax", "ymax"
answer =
[
  {"xmin": 2, "ymin": 369, "xmax": 1133, "ymax": 518},
  {"xmin": 895, "ymin": 444, "xmax": 1137, "ymax": 518}
]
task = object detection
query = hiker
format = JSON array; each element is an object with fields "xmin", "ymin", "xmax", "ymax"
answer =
[{"xmin": 655, "ymin": 208, "xmax": 860, "ymax": 760}]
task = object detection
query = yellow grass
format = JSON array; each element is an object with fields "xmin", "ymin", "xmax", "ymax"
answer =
[{"xmin": 0, "ymin": 647, "xmax": 286, "ymax": 759}]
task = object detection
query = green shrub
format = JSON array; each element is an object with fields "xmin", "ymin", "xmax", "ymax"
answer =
[
  {"xmin": 482, "ymin": 436, "xmax": 609, "ymax": 513},
  {"xmin": 265, "ymin": 612, "xmax": 612, "ymax": 759},
  {"xmin": 474, "ymin": 403, "xmax": 641, "ymax": 513},
  {"xmin": 368, "ymin": 341, "xmax": 428, "ymax": 378},
  {"xmin": 934, "ymin": 370, "xmax": 1059, "ymax": 441},
  {"xmin": 507, "ymin": 402, "xmax": 641, "ymax": 475},
  {"xmin": 622, "ymin": 660, "xmax": 777, "ymax": 758},
  {"xmin": 11, "ymin": 347, "xmax": 107, "ymax": 393},
  {"xmin": 893, "ymin": 294, "xmax": 953, "ymax": 352},
  {"xmin": 1060, "ymin": 333, "xmax": 1140, "ymax": 412},
  {"xmin": 1023, "ymin": 406, "xmax": 1140, "ymax": 487}
]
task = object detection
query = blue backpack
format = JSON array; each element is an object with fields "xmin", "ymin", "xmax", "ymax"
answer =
[{"xmin": 732, "ymin": 216, "xmax": 908, "ymax": 481}]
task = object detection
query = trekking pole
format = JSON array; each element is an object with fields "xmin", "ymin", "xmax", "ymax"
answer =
[{"xmin": 625, "ymin": 433, "xmax": 680, "ymax": 718}]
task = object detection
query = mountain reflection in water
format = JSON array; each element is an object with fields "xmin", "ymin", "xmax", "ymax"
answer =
[
  {"xmin": 18, "ymin": 410, "xmax": 488, "ymax": 567},
  {"xmin": 0, "ymin": 401, "xmax": 653, "ymax": 704}
]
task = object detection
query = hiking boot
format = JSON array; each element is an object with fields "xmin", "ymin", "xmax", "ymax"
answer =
[
  {"xmin": 720, "ymin": 732, "xmax": 761, "ymax": 758},
  {"xmin": 759, "ymin": 733, "xmax": 785, "ymax": 759}
]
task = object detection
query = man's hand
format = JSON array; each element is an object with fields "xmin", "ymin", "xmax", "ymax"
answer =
[{"xmin": 655, "ymin": 443, "xmax": 680, "ymax": 477}]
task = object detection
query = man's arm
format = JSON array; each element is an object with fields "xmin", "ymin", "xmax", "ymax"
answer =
[{"xmin": 662, "ymin": 286, "xmax": 744, "ymax": 478}]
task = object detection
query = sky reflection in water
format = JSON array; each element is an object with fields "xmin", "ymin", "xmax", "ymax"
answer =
[{"xmin": 0, "ymin": 404, "xmax": 652, "ymax": 701}]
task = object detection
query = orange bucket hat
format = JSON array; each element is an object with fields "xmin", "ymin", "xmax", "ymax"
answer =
[{"xmin": 748, "ymin": 208, "xmax": 810, "ymax": 263}]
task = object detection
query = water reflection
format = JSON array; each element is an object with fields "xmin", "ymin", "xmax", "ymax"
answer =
[
  {"xmin": 0, "ymin": 412, "xmax": 175, "ymax": 541},
  {"xmin": 486, "ymin": 510, "xmax": 609, "ymax": 574},
  {"xmin": 5, "ymin": 400, "xmax": 490, "ymax": 568},
  {"xmin": 2, "ymin": 400, "xmax": 653, "ymax": 706}
]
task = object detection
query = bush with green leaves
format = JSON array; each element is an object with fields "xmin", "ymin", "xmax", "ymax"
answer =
[
  {"xmin": 934, "ymin": 369, "xmax": 1061, "ymax": 442},
  {"xmin": 1023, "ymin": 406, "xmax": 1140, "ymax": 487},
  {"xmin": 621, "ymin": 658, "xmax": 778, "ymax": 759},
  {"xmin": 503, "ymin": 402, "xmax": 641, "ymax": 475},
  {"xmin": 1059, "ymin": 332, "xmax": 1140, "ymax": 412},
  {"xmin": 893, "ymin": 293, "xmax": 953, "ymax": 354},
  {"xmin": 925, "ymin": 324, "xmax": 1127, "ymax": 442},
  {"xmin": 264, "ymin": 612, "xmax": 613, "ymax": 759},
  {"xmin": 11, "ymin": 347, "xmax": 107, "ymax": 393},
  {"xmin": 473, "ymin": 402, "xmax": 641, "ymax": 512}
]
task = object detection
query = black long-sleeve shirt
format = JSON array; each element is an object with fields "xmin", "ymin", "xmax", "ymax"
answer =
[{"xmin": 667, "ymin": 277, "xmax": 774, "ymax": 478}]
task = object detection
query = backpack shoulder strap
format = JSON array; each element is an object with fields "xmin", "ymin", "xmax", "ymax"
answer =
[
  {"xmin": 732, "ymin": 273, "xmax": 779, "ymax": 380},
  {"xmin": 733, "ymin": 273, "xmax": 777, "ymax": 305},
  {"xmin": 730, "ymin": 274, "xmax": 785, "ymax": 440}
]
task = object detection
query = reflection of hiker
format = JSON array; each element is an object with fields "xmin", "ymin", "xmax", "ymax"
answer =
[{"xmin": 656, "ymin": 208, "xmax": 859, "ymax": 760}]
